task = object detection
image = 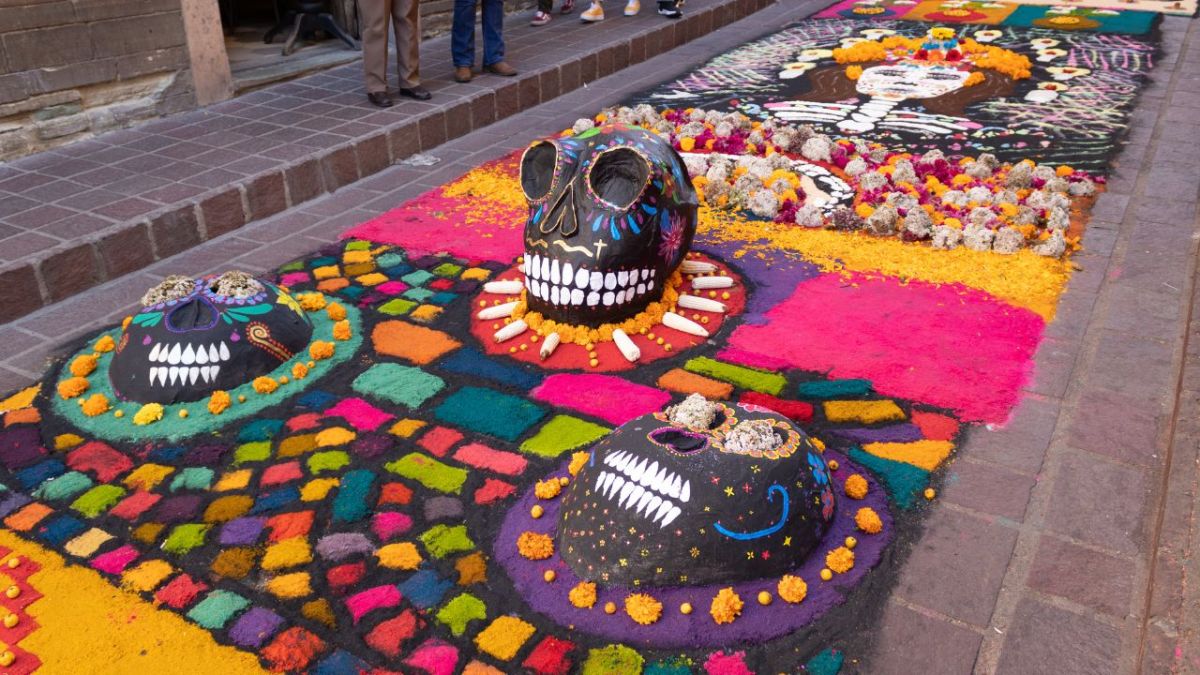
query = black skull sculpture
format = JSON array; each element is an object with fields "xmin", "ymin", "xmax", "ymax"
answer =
[
  {"xmin": 519, "ymin": 124, "xmax": 699, "ymax": 327},
  {"xmin": 557, "ymin": 400, "xmax": 837, "ymax": 586},
  {"xmin": 109, "ymin": 272, "xmax": 313, "ymax": 404}
]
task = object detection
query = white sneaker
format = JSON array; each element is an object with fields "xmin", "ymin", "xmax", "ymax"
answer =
[
  {"xmin": 624, "ymin": 0, "xmax": 641, "ymax": 14},
  {"xmin": 581, "ymin": 2, "xmax": 605, "ymax": 20}
]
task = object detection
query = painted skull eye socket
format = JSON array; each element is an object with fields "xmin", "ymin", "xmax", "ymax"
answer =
[
  {"xmin": 649, "ymin": 427, "xmax": 710, "ymax": 455},
  {"xmin": 520, "ymin": 141, "xmax": 559, "ymax": 201},
  {"xmin": 588, "ymin": 147, "xmax": 651, "ymax": 210}
]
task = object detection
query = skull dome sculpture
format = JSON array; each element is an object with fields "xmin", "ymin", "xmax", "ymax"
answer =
[
  {"xmin": 108, "ymin": 271, "xmax": 313, "ymax": 404},
  {"xmin": 557, "ymin": 395, "xmax": 837, "ymax": 586},
  {"xmin": 519, "ymin": 124, "xmax": 699, "ymax": 327}
]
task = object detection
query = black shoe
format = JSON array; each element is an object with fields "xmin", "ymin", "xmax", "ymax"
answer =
[
  {"xmin": 399, "ymin": 86, "xmax": 432, "ymax": 101},
  {"xmin": 367, "ymin": 91, "xmax": 394, "ymax": 108},
  {"xmin": 657, "ymin": 0, "xmax": 682, "ymax": 17}
]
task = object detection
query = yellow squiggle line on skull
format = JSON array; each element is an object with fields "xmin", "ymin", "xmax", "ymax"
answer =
[{"xmin": 551, "ymin": 240, "xmax": 596, "ymax": 258}]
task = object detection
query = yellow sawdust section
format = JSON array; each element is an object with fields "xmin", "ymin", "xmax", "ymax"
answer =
[
  {"xmin": 862, "ymin": 440, "xmax": 956, "ymax": 471},
  {"xmin": 698, "ymin": 208, "xmax": 1072, "ymax": 321},
  {"xmin": 440, "ymin": 159, "xmax": 527, "ymax": 212},
  {"xmin": 0, "ymin": 529, "xmax": 264, "ymax": 674}
]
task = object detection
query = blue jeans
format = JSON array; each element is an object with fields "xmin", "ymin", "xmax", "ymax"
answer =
[{"xmin": 452, "ymin": 0, "xmax": 505, "ymax": 68}]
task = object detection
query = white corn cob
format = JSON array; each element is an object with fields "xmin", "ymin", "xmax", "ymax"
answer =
[
  {"xmin": 663, "ymin": 312, "xmax": 709, "ymax": 337},
  {"xmin": 539, "ymin": 332, "xmax": 561, "ymax": 360},
  {"xmin": 691, "ymin": 275, "xmax": 733, "ymax": 290},
  {"xmin": 483, "ymin": 279, "xmax": 524, "ymax": 295},
  {"xmin": 678, "ymin": 293, "xmax": 726, "ymax": 313},
  {"xmin": 680, "ymin": 260, "xmax": 718, "ymax": 274},
  {"xmin": 494, "ymin": 319, "xmax": 528, "ymax": 343},
  {"xmin": 477, "ymin": 301, "xmax": 520, "ymax": 320},
  {"xmin": 612, "ymin": 329, "xmax": 640, "ymax": 363}
]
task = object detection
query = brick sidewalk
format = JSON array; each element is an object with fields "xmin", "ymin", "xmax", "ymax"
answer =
[
  {"xmin": 1, "ymin": 3, "xmax": 1199, "ymax": 673},
  {"xmin": 0, "ymin": 0, "xmax": 772, "ymax": 323}
]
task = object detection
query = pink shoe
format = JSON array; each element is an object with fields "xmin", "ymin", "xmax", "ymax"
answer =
[
  {"xmin": 531, "ymin": 10, "xmax": 552, "ymax": 24},
  {"xmin": 561, "ymin": 0, "xmax": 576, "ymax": 12}
]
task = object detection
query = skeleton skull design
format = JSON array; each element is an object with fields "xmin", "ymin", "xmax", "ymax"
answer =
[
  {"xmin": 557, "ymin": 403, "xmax": 836, "ymax": 586},
  {"xmin": 109, "ymin": 272, "xmax": 313, "ymax": 404},
  {"xmin": 519, "ymin": 124, "xmax": 699, "ymax": 327},
  {"xmin": 855, "ymin": 62, "xmax": 971, "ymax": 100}
]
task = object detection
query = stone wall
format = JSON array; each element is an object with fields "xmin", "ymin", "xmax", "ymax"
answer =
[{"xmin": 0, "ymin": 0, "xmax": 196, "ymax": 161}]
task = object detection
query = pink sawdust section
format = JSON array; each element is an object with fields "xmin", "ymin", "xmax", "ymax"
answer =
[
  {"xmin": 531, "ymin": 374, "xmax": 672, "ymax": 425},
  {"xmin": 722, "ymin": 272, "xmax": 1044, "ymax": 424},
  {"xmin": 342, "ymin": 155, "xmax": 526, "ymax": 262}
]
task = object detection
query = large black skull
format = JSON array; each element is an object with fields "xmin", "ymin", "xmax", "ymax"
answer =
[
  {"xmin": 519, "ymin": 124, "xmax": 699, "ymax": 327},
  {"xmin": 557, "ymin": 402, "xmax": 836, "ymax": 587},
  {"xmin": 109, "ymin": 272, "xmax": 313, "ymax": 404}
]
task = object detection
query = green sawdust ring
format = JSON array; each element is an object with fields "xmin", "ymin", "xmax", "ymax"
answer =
[{"xmin": 49, "ymin": 304, "xmax": 364, "ymax": 443}]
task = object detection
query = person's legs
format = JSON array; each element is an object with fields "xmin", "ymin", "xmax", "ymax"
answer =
[
  {"xmin": 451, "ymin": 0, "xmax": 477, "ymax": 68},
  {"xmin": 360, "ymin": 0, "xmax": 392, "ymax": 93},
  {"xmin": 392, "ymin": 0, "xmax": 421, "ymax": 88},
  {"xmin": 480, "ymin": 0, "xmax": 505, "ymax": 67}
]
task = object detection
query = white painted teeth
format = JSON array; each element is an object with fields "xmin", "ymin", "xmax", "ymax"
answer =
[
  {"xmin": 594, "ymin": 453, "xmax": 689, "ymax": 526},
  {"xmin": 147, "ymin": 343, "xmax": 231, "ymax": 386},
  {"xmin": 525, "ymin": 254, "xmax": 660, "ymax": 308}
]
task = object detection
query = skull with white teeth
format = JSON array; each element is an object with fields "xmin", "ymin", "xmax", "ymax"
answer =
[
  {"xmin": 557, "ymin": 401, "xmax": 836, "ymax": 586},
  {"xmin": 519, "ymin": 124, "xmax": 698, "ymax": 327},
  {"xmin": 108, "ymin": 272, "xmax": 313, "ymax": 404}
]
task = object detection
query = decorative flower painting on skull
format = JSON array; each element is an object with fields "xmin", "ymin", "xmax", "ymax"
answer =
[{"xmin": 632, "ymin": 19, "xmax": 1157, "ymax": 172}]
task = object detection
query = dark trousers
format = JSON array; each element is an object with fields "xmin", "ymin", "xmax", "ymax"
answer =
[{"xmin": 451, "ymin": 0, "xmax": 505, "ymax": 68}]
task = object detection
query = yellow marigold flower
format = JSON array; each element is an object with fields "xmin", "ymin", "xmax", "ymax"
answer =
[
  {"xmin": 326, "ymin": 302, "xmax": 347, "ymax": 321},
  {"xmin": 208, "ymin": 391, "xmax": 231, "ymax": 415},
  {"xmin": 534, "ymin": 479, "xmax": 562, "ymax": 500},
  {"xmin": 679, "ymin": 137, "xmax": 696, "ymax": 152},
  {"xmin": 568, "ymin": 451, "xmax": 590, "ymax": 477},
  {"xmin": 332, "ymin": 319, "xmax": 352, "ymax": 341},
  {"xmin": 569, "ymin": 581, "xmax": 597, "ymax": 609},
  {"xmin": 964, "ymin": 72, "xmax": 985, "ymax": 87},
  {"xmin": 826, "ymin": 546, "xmax": 855, "ymax": 574},
  {"xmin": 846, "ymin": 65, "xmax": 863, "ymax": 80},
  {"xmin": 517, "ymin": 532, "xmax": 554, "ymax": 560},
  {"xmin": 93, "ymin": 335, "xmax": 116, "ymax": 353},
  {"xmin": 625, "ymin": 593, "xmax": 663, "ymax": 625},
  {"xmin": 844, "ymin": 474, "xmax": 869, "ymax": 499},
  {"xmin": 855, "ymin": 507, "xmax": 884, "ymax": 534},
  {"xmin": 57, "ymin": 377, "xmax": 89, "ymax": 400},
  {"xmin": 950, "ymin": 174, "xmax": 973, "ymax": 187},
  {"xmin": 69, "ymin": 354, "xmax": 98, "ymax": 377},
  {"xmin": 121, "ymin": 316, "xmax": 133, "ymax": 330},
  {"xmin": 778, "ymin": 575, "xmax": 808, "ymax": 604},
  {"xmin": 1056, "ymin": 165, "xmax": 1075, "ymax": 177},
  {"xmin": 132, "ymin": 403, "xmax": 163, "ymax": 426},
  {"xmin": 291, "ymin": 362, "xmax": 309, "ymax": 380},
  {"xmin": 944, "ymin": 217, "xmax": 963, "ymax": 230},
  {"xmin": 80, "ymin": 393, "xmax": 110, "ymax": 417},
  {"xmin": 252, "ymin": 376, "xmax": 279, "ymax": 394},
  {"xmin": 998, "ymin": 202, "xmax": 1019, "ymax": 217},
  {"xmin": 855, "ymin": 203, "xmax": 875, "ymax": 218},
  {"xmin": 710, "ymin": 587, "xmax": 744, "ymax": 625},
  {"xmin": 297, "ymin": 292, "xmax": 327, "ymax": 311},
  {"xmin": 309, "ymin": 340, "xmax": 335, "ymax": 361}
]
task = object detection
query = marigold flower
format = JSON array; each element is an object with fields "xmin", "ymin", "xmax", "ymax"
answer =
[
  {"xmin": 93, "ymin": 335, "xmax": 116, "ymax": 353},
  {"xmin": 252, "ymin": 376, "xmax": 279, "ymax": 394},
  {"xmin": 625, "ymin": 593, "xmax": 663, "ymax": 625},
  {"xmin": 517, "ymin": 531, "xmax": 554, "ymax": 560},
  {"xmin": 534, "ymin": 479, "xmax": 562, "ymax": 500},
  {"xmin": 326, "ymin": 302, "xmax": 347, "ymax": 321},
  {"xmin": 80, "ymin": 393, "xmax": 110, "ymax": 417},
  {"xmin": 710, "ymin": 587, "xmax": 744, "ymax": 625},
  {"xmin": 826, "ymin": 546, "xmax": 855, "ymax": 574},
  {"xmin": 208, "ymin": 391, "xmax": 231, "ymax": 415},
  {"xmin": 332, "ymin": 319, "xmax": 352, "ymax": 341},
  {"xmin": 855, "ymin": 507, "xmax": 884, "ymax": 534},
  {"xmin": 569, "ymin": 581, "xmax": 597, "ymax": 609},
  {"xmin": 844, "ymin": 474, "xmax": 869, "ymax": 499},
  {"xmin": 309, "ymin": 340, "xmax": 335, "ymax": 360},
  {"xmin": 133, "ymin": 403, "xmax": 163, "ymax": 426},
  {"xmin": 778, "ymin": 575, "xmax": 808, "ymax": 604},
  {"xmin": 57, "ymin": 377, "xmax": 89, "ymax": 400}
]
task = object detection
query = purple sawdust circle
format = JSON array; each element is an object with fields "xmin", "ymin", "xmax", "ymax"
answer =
[{"xmin": 495, "ymin": 449, "xmax": 894, "ymax": 649}]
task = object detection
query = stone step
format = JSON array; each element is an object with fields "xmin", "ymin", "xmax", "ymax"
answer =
[{"xmin": 0, "ymin": 0, "xmax": 774, "ymax": 324}]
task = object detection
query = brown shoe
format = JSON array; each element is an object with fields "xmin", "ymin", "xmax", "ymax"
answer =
[
  {"xmin": 484, "ymin": 61, "xmax": 518, "ymax": 77},
  {"xmin": 454, "ymin": 66, "xmax": 474, "ymax": 83}
]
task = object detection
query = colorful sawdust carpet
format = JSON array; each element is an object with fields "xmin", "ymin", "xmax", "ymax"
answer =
[
  {"xmin": 816, "ymin": 0, "xmax": 1160, "ymax": 34},
  {"xmin": 631, "ymin": 18, "xmax": 1158, "ymax": 171}
]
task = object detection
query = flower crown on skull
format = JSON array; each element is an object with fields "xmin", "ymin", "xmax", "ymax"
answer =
[{"xmin": 832, "ymin": 27, "xmax": 1032, "ymax": 83}]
